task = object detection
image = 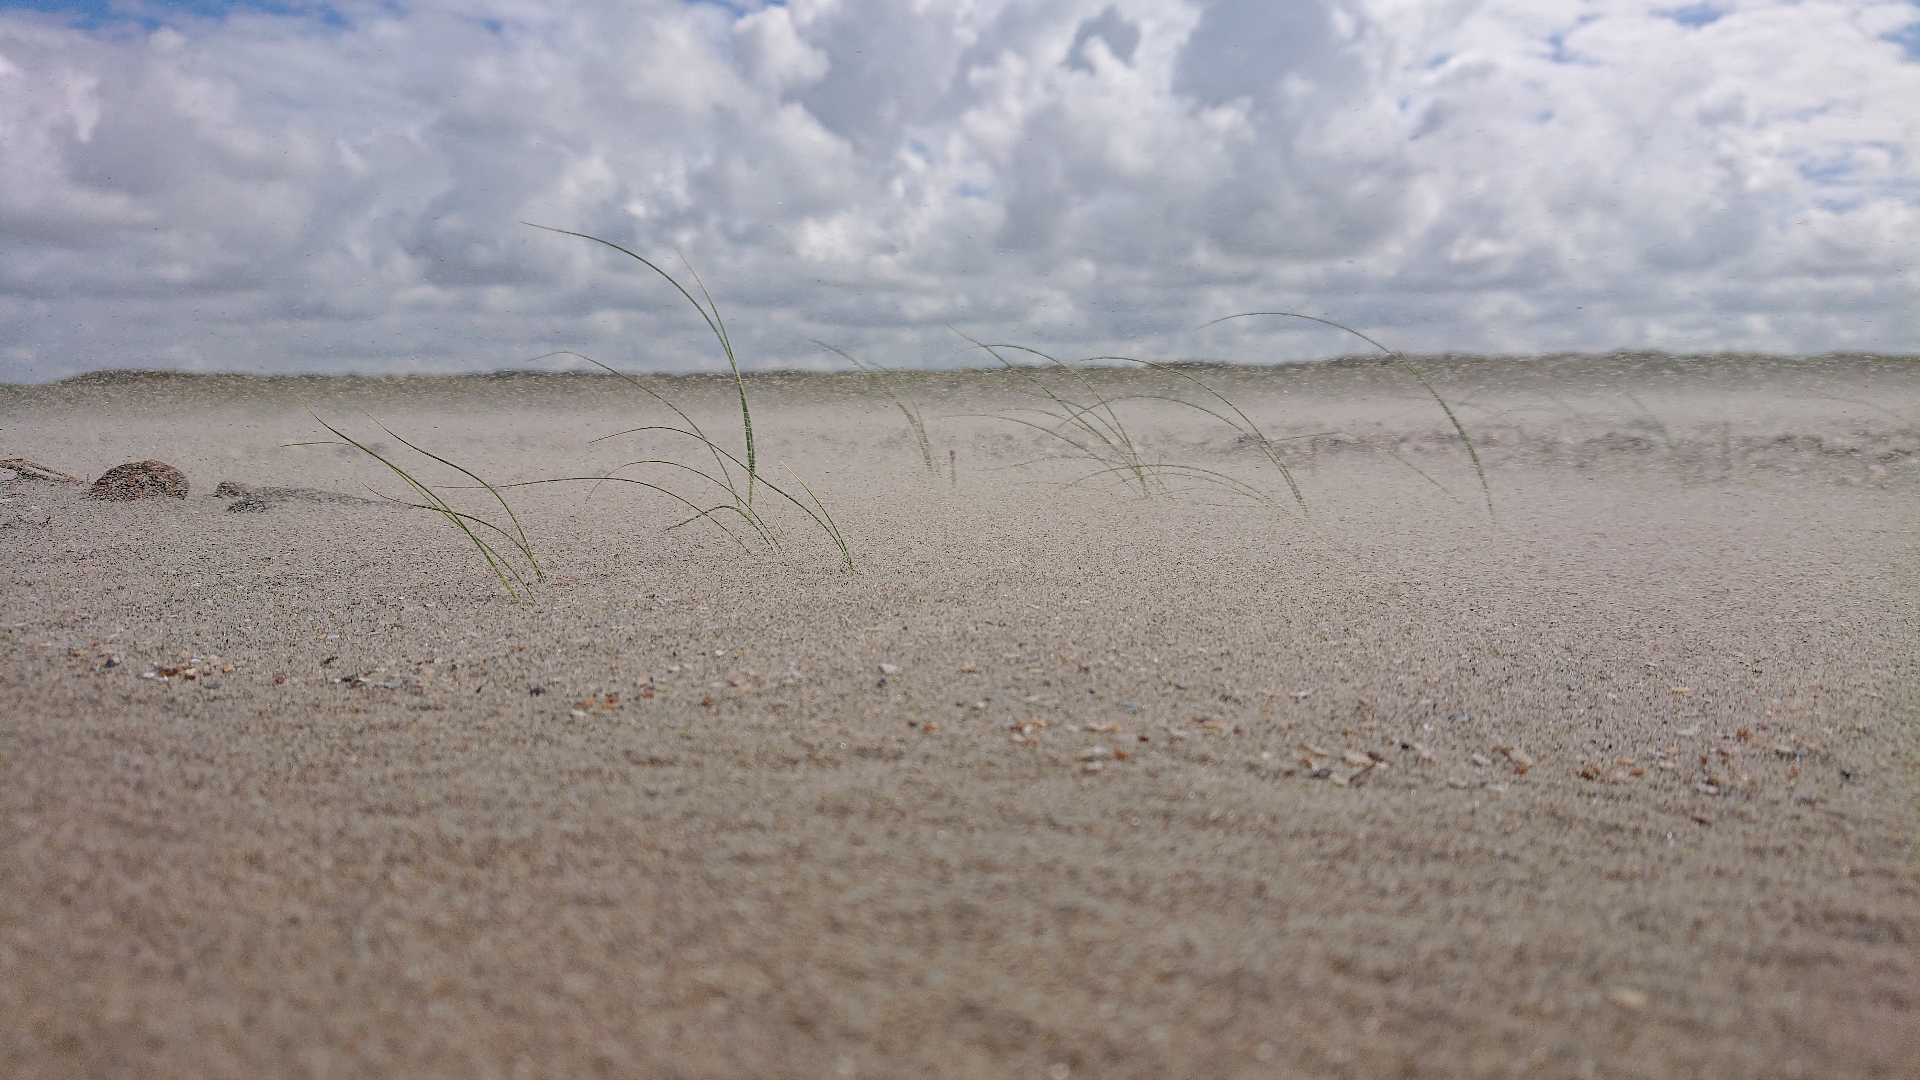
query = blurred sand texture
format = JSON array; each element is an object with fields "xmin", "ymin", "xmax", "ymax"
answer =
[{"xmin": 2, "ymin": 355, "xmax": 1916, "ymax": 1078}]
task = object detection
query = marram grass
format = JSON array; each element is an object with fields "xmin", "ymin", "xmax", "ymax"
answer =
[
  {"xmin": 521, "ymin": 224, "xmax": 854, "ymax": 571},
  {"xmin": 948, "ymin": 328, "xmax": 1306, "ymax": 513},
  {"xmin": 296, "ymin": 240, "xmax": 1498, "ymax": 597},
  {"xmin": 291, "ymin": 397, "xmax": 543, "ymax": 600},
  {"xmin": 947, "ymin": 322, "xmax": 1476, "ymax": 517},
  {"xmin": 811, "ymin": 340, "xmax": 938, "ymax": 475},
  {"xmin": 1200, "ymin": 311, "xmax": 1497, "ymax": 522}
]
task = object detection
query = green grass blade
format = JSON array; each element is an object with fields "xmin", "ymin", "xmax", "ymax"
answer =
[
  {"xmin": 961, "ymin": 337, "xmax": 1146, "ymax": 473},
  {"xmin": 675, "ymin": 249, "xmax": 756, "ymax": 503},
  {"xmin": 295, "ymin": 395, "xmax": 533, "ymax": 599},
  {"xmin": 528, "ymin": 350, "xmax": 742, "ymax": 502},
  {"xmin": 520, "ymin": 225, "xmax": 759, "ymax": 500},
  {"xmin": 502, "ymin": 475, "xmax": 763, "ymax": 552},
  {"xmin": 1103, "ymin": 383, "xmax": 1308, "ymax": 512},
  {"xmin": 782, "ymin": 464, "xmax": 854, "ymax": 572},
  {"xmin": 947, "ymin": 328, "xmax": 1149, "ymax": 491},
  {"xmin": 359, "ymin": 410, "xmax": 543, "ymax": 581},
  {"xmin": 1200, "ymin": 312, "xmax": 1495, "ymax": 523},
  {"xmin": 812, "ymin": 340, "xmax": 937, "ymax": 473},
  {"xmin": 520, "ymin": 234, "xmax": 853, "ymax": 567}
]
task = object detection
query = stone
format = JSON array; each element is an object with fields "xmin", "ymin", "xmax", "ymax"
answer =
[{"xmin": 89, "ymin": 460, "xmax": 189, "ymax": 500}]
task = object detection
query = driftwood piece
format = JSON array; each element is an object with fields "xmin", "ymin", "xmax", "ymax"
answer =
[
  {"xmin": 0, "ymin": 458, "xmax": 86, "ymax": 483},
  {"xmin": 213, "ymin": 481, "xmax": 380, "ymax": 512}
]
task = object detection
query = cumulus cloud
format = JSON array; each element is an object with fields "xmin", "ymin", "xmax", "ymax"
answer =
[{"xmin": 0, "ymin": 0, "xmax": 1915, "ymax": 380}]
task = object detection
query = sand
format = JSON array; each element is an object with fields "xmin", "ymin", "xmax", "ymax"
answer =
[{"xmin": 1, "ymin": 355, "xmax": 1916, "ymax": 1079}]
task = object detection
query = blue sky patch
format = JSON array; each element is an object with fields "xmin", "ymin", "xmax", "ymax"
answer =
[
  {"xmin": 1797, "ymin": 157, "xmax": 1857, "ymax": 186},
  {"xmin": 0, "ymin": 0, "xmax": 349, "ymax": 30},
  {"xmin": 1885, "ymin": 19, "xmax": 1920, "ymax": 62},
  {"xmin": 1658, "ymin": 4, "xmax": 1725, "ymax": 29}
]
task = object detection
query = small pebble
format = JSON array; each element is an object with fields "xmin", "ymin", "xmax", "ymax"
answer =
[
  {"xmin": 1607, "ymin": 987, "xmax": 1648, "ymax": 1011},
  {"xmin": 1496, "ymin": 745, "xmax": 1535, "ymax": 772}
]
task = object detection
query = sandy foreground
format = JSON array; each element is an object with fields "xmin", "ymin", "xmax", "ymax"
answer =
[{"xmin": 1, "ymin": 355, "xmax": 1916, "ymax": 1079}]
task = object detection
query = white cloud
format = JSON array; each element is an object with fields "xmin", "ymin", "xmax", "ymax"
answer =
[{"xmin": 0, "ymin": 0, "xmax": 1915, "ymax": 381}]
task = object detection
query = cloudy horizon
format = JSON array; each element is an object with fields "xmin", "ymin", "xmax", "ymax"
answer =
[{"xmin": 2, "ymin": 0, "xmax": 1916, "ymax": 383}]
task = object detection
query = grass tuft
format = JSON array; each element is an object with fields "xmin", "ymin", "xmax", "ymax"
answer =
[
  {"xmin": 1200, "ymin": 312, "xmax": 1497, "ymax": 523},
  {"xmin": 811, "ymin": 340, "xmax": 938, "ymax": 475},
  {"xmin": 290, "ymin": 395, "xmax": 542, "ymax": 599},
  {"xmin": 520, "ymin": 224, "xmax": 854, "ymax": 570},
  {"xmin": 947, "ymin": 327, "xmax": 1304, "ymax": 512}
]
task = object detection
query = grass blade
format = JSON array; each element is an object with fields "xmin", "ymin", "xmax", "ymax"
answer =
[
  {"xmin": 812, "ymin": 340, "xmax": 937, "ymax": 474},
  {"xmin": 1199, "ymin": 312, "xmax": 1496, "ymax": 523},
  {"xmin": 294, "ymin": 395, "xmax": 539, "ymax": 599}
]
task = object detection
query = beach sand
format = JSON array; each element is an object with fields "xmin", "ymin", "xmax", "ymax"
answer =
[{"xmin": 2, "ymin": 356, "xmax": 1916, "ymax": 1079}]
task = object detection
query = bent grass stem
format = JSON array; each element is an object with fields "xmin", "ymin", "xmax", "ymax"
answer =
[
  {"xmin": 520, "ymin": 226, "xmax": 853, "ymax": 570},
  {"xmin": 1199, "ymin": 312, "xmax": 1496, "ymax": 522},
  {"xmin": 291, "ymin": 395, "xmax": 541, "ymax": 600},
  {"xmin": 811, "ymin": 340, "xmax": 937, "ymax": 474}
]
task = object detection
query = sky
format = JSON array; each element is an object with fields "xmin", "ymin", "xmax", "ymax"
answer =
[{"xmin": 1, "ymin": 0, "xmax": 1916, "ymax": 380}]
